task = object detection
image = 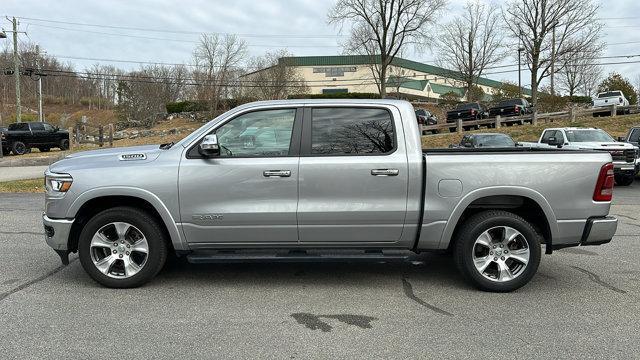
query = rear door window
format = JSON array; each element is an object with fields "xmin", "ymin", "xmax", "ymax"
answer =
[
  {"xmin": 310, "ymin": 108, "xmax": 395, "ymax": 155},
  {"xmin": 30, "ymin": 123, "xmax": 45, "ymax": 131}
]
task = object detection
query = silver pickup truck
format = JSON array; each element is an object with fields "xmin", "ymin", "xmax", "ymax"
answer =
[{"xmin": 43, "ymin": 100, "xmax": 618, "ymax": 292}]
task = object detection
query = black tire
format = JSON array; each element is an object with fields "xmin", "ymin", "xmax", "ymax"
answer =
[
  {"xmin": 11, "ymin": 141, "xmax": 27, "ymax": 155},
  {"xmin": 38, "ymin": 147, "xmax": 51, "ymax": 152},
  {"xmin": 453, "ymin": 210, "xmax": 542, "ymax": 292},
  {"xmin": 60, "ymin": 138, "xmax": 70, "ymax": 150},
  {"xmin": 614, "ymin": 174, "xmax": 635, "ymax": 186},
  {"xmin": 78, "ymin": 206, "xmax": 168, "ymax": 288}
]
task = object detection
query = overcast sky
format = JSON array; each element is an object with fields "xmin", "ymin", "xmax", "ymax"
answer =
[{"xmin": 2, "ymin": 0, "xmax": 639, "ymax": 92}]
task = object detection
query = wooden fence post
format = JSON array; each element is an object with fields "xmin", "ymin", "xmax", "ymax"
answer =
[
  {"xmin": 75, "ymin": 124, "xmax": 81, "ymax": 146},
  {"xmin": 532, "ymin": 111, "xmax": 538, "ymax": 125},
  {"xmin": 109, "ymin": 124, "xmax": 114, "ymax": 147},
  {"xmin": 98, "ymin": 126, "xmax": 104, "ymax": 147},
  {"xmin": 456, "ymin": 119, "xmax": 463, "ymax": 134},
  {"xmin": 495, "ymin": 115, "xmax": 501, "ymax": 129},
  {"xmin": 68, "ymin": 127, "xmax": 74, "ymax": 149},
  {"xmin": 611, "ymin": 104, "xmax": 617, "ymax": 117},
  {"xmin": 570, "ymin": 107, "xmax": 576, "ymax": 123}
]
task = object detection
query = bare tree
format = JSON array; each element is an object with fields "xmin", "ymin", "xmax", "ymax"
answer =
[
  {"xmin": 437, "ymin": 1, "xmax": 504, "ymax": 101},
  {"xmin": 243, "ymin": 50, "xmax": 309, "ymax": 100},
  {"xmin": 580, "ymin": 64, "xmax": 602, "ymax": 98},
  {"xmin": 328, "ymin": 0, "xmax": 446, "ymax": 98},
  {"xmin": 504, "ymin": 0, "xmax": 603, "ymax": 105},
  {"xmin": 558, "ymin": 55, "xmax": 602, "ymax": 97},
  {"xmin": 192, "ymin": 34, "xmax": 247, "ymax": 113}
]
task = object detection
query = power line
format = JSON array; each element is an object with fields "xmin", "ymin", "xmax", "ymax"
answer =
[
  {"xmin": 23, "ymin": 23, "xmax": 341, "ymax": 48},
  {"xmin": 13, "ymin": 16, "xmax": 345, "ymax": 39}
]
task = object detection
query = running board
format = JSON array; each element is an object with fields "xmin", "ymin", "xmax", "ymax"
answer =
[{"xmin": 186, "ymin": 249, "xmax": 413, "ymax": 264}]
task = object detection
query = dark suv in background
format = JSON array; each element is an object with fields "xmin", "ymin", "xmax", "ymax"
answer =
[{"xmin": 1, "ymin": 122, "xmax": 70, "ymax": 155}]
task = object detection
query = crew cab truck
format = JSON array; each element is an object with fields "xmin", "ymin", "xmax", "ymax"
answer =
[
  {"xmin": 487, "ymin": 98, "xmax": 533, "ymax": 124},
  {"xmin": 521, "ymin": 127, "xmax": 639, "ymax": 186},
  {"xmin": 1, "ymin": 122, "xmax": 70, "ymax": 155},
  {"xmin": 619, "ymin": 126, "xmax": 640, "ymax": 176},
  {"xmin": 43, "ymin": 100, "xmax": 618, "ymax": 292},
  {"xmin": 445, "ymin": 102, "xmax": 488, "ymax": 131},
  {"xmin": 592, "ymin": 91, "xmax": 630, "ymax": 116}
]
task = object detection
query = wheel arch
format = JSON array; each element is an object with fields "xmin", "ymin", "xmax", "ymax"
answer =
[
  {"xmin": 439, "ymin": 187, "xmax": 558, "ymax": 253},
  {"xmin": 66, "ymin": 187, "xmax": 186, "ymax": 253}
]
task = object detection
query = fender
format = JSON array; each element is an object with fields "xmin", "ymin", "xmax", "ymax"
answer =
[
  {"xmin": 437, "ymin": 186, "xmax": 559, "ymax": 250},
  {"xmin": 67, "ymin": 186, "xmax": 188, "ymax": 251}
]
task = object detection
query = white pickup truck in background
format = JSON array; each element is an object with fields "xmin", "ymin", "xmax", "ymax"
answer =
[
  {"xmin": 592, "ymin": 91, "xmax": 630, "ymax": 116},
  {"xmin": 521, "ymin": 127, "xmax": 640, "ymax": 185}
]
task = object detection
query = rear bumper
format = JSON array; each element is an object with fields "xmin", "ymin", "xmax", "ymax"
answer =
[
  {"xmin": 581, "ymin": 216, "xmax": 618, "ymax": 246},
  {"xmin": 43, "ymin": 213, "xmax": 74, "ymax": 251}
]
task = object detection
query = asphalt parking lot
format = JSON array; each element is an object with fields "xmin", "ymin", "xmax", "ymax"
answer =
[{"xmin": 1, "ymin": 184, "xmax": 639, "ymax": 359}]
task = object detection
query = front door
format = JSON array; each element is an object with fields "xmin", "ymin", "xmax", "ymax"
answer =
[
  {"xmin": 179, "ymin": 108, "xmax": 302, "ymax": 245},
  {"xmin": 297, "ymin": 106, "xmax": 409, "ymax": 244}
]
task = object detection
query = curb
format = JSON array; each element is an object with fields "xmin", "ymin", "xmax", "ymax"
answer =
[{"xmin": 0, "ymin": 153, "xmax": 66, "ymax": 167}]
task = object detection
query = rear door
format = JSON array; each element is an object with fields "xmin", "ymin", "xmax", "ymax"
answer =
[{"xmin": 297, "ymin": 106, "xmax": 409, "ymax": 244}]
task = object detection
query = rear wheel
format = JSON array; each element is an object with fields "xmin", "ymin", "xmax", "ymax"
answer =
[
  {"xmin": 453, "ymin": 210, "xmax": 542, "ymax": 292},
  {"xmin": 60, "ymin": 138, "xmax": 70, "ymax": 150},
  {"xmin": 11, "ymin": 141, "xmax": 27, "ymax": 155},
  {"xmin": 78, "ymin": 207, "xmax": 168, "ymax": 288}
]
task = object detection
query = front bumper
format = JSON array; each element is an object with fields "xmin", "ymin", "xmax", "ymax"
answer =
[
  {"xmin": 613, "ymin": 161, "xmax": 636, "ymax": 176},
  {"xmin": 581, "ymin": 216, "xmax": 618, "ymax": 246},
  {"xmin": 43, "ymin": 213, "xmax": 74, "ymax": 251}
]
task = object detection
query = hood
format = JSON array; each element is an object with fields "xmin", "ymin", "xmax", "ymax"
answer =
[{"xmin": 49, "ymin": 144, "xmax": 162, "ymax": 173}]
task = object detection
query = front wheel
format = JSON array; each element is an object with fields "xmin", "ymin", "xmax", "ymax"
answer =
[
  {"xmin": 78, "ymin": 207, "xmax": 168, "ymax": 288},
  {"xmin": 453, "ymin": 210, "xmax": 542, "ymax": 292},
  {"xmin": 615, "ymin": 174, "xmax": 635, "ymax": 186}
]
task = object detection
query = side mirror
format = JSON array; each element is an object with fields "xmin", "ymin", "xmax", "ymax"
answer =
[
  {"xmin": 199, "ymin": 134, "xmax": 220, "ymax": 157},
  {"xmin": 617, "ymin": 136, "xmax": 626, "ymax": 142},
  {"xmin": 54, "ymin": 126, "xmax": 60, "ymax": 132},
  {"xmin": 548, "ymin": 137, "xmax": 563, "ymax": 147}
]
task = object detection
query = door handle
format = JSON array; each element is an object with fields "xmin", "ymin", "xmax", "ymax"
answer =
[
  {"xmin": 371, "ymin": 169, "xmax": 399, "ymax": 176},
  {"xmin": 263, "ymin": 170, "xmax": 291, "ymax": 177}
]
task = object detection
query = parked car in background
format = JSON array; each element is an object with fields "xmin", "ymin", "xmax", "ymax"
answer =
[
  {"xmin": 450, "ymin": 133, "xmax": 517, "ymax": 148},
  {"xmin": 592, "ymin": 91, "xmax": 630, "ymax": 116},
  {"xmin": 619, "ymin": 126, "xmax": 640, "ymax": 176},
  {"xmin": 488, "ymin": 98, "xmax": 533, "ymax": 124},
  {"xmin": 415, "ymin": 109, "xmax": 439, "ymax": 134},
  {"xmin": 1, "ymin": 122, "xmax": 70, "ymax": 155},
  {"xmin": 520, "ymin": 127, "xmax": 639, "ymax": 186},
  {"xmin": 43, "ymin": 99, "xmax": 618, "ymax": 292},
  {"xmin": 446, "ymin": 102, "xmax": 488, "ymax": 131}
]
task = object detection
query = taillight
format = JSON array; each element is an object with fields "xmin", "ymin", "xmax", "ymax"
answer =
[
  {"xmin": 593, "ymin": 163, "xmax": 614, "ymax": 202},
  {"xmin": 514, "ymin": 105, "xmax": 519, "ymax": 113},
  {"xmin": 471, "ymin": 109, "xmax": 476, "ymax": 115}
]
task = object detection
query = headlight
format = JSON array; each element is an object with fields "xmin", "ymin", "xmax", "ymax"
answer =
[{"xmin": 45, "ymin": 173, "xmax": 73, "ymax": 195}]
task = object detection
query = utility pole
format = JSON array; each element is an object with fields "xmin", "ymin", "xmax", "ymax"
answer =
[
  {"xmin": 36, "ymin": 45, "xmax": 43, "ymax": 122},
  {"xmin": 550, "ymin": 23, "xmax": 557, "ymax": 96},
  {"xmin": 518, "ymin": 30, "xmax": 524, "ymax": 98},
  {"xmin": 11, "ymin": 17, "xmax": 21, "ymax": 122}
]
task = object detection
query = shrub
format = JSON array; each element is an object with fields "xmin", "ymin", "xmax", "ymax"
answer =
[{"xmin": 166, "ymin": 101, "xmax": 210, "ymax": 113}]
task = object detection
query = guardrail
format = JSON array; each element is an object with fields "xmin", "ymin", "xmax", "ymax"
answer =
[{"xmin": 420, "ymin": 104, "xmax": 639, "ymax": 135}]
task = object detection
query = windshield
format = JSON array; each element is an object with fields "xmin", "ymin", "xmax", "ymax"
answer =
[
  {"xmin": 598, "ymin": 91, "xmax": 622, "ymax": 98},
  {"xmin": 457, "ymin": 103, "xmax": 480, "ymax": 110},
  {"xmin": 497, "ymin": 99, "xmax": 522, "ymax": 107},
  {"xmin": 565, "ymin": 129, "xmax": 614, "ymax": 142},
  {"xmin": 475, "ymin": 134, "xmax": 515, "ymax": 147}
]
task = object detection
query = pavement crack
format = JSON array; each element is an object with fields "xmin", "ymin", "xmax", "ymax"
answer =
[
  {"xmin": 613, "ymin": 214, "xmax": 638, "ymax": 221},
  {"xmin": 0, "ymin": 258, "xmax": 78, "ymax": 303},
  {"xmin": 571, "ymin": 266, "xmax": 627, "ymax": 294},
  {"xmin": 401, "ymin": 278, "xmax": 453, "ymax": 316}
]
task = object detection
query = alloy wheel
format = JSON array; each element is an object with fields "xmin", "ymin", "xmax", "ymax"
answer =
[
  {"xmin": 472, "ymin": 226, "xmax": 530, "ymax": 282},
  {"xmin": 89, "ymin": 222, "xmax": 149, "ymax": 279}
]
